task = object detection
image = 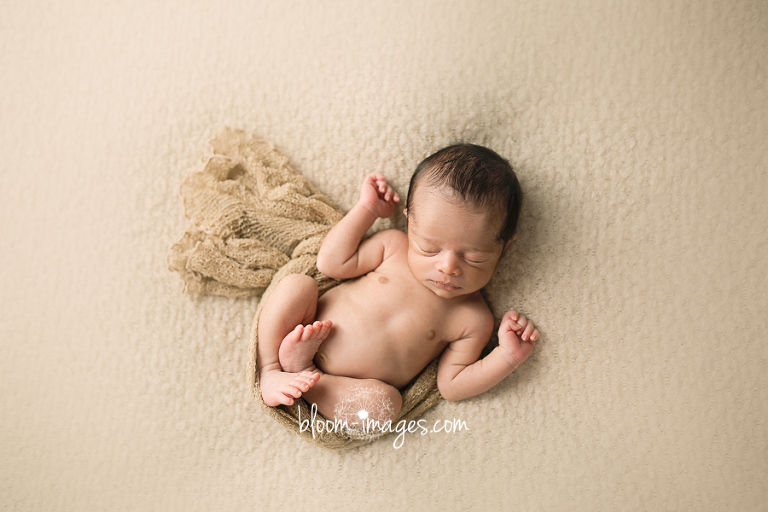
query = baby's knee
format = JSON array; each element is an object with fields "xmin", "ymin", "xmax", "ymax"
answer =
[
  {"xmin": 333, "ymin": 380, "xmax": 402, "ymax": 426},
  {"xmin": 278, "ymin": 273, "xmax": 317, "ymax": 294},
  {"xmin": 377, "ymin": 384, "xmax": 403, "ymax": 423},
  {"xmin": 270, "ymin": 273, "xmax": 318, "ymax": 308}
]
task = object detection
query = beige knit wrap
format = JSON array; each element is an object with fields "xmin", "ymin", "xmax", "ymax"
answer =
[{"xmin": 169, "ymin": 127, "xmax": 442, "ymax": 448}]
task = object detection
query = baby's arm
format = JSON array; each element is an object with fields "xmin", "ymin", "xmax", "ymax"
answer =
[
  {"xmin": 317, "ymin": 173, "xmax": 400, "ymax": 279},
  {"xmin": 437, "ymin": 310, "xmax": 539, "ymax": 401}
]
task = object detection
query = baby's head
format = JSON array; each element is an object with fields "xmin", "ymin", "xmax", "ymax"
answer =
[
  {"xmin": 406, "ymin": 144, "xmax": 522, "ymax": 245},
  {"xmin": 406, "ymin": 144, "xmax": 522, "ymax": 244},
  {"xmin": 404, "ymin": 144, "xmax": 523, "ymax": 298}
]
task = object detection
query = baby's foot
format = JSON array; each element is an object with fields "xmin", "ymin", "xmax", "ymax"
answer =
[
  {"xmin": 260, "ymin": 369, "xmax": 321, "ymax": 407},
  {"xmin": 278, "ymin": 320, "xmax": 333, "ymax": 373}
]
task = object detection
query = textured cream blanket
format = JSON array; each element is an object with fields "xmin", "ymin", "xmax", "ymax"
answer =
[{"xmin": 169, "ymin": 127, "xmax": 442, "ymax": 448}]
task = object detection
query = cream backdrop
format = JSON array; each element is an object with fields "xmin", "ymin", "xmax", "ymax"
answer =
[{"xmin": 1, "ymin": 1, "xmax": 766, "ymax": 511}]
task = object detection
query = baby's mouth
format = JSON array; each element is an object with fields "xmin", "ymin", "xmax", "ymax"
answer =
[{"xmin": 431, "ymin": 280, "xmax": 459, "ymax": 291}]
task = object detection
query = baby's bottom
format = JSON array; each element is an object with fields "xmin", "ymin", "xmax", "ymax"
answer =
[{"xmin": 257, "ymin": 274, "xmax": 402, "ymax": 426}]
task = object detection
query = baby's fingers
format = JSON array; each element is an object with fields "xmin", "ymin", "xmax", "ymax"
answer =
[
  {"xmin": 502, "ymin": 310, "xmax": 520, "ymax": 324},
  {"xmin": 521, "ymin": 322, "xmax": 537, "ymax": 342},
  {"xmin": 515, "ymin": 315, "xmax": 528, "ymax": 333},
  {"xmin": 364, "ymin": 173, "xmax": 386, "ymax": 192},
  {"xmin": 384, "ymin": 186, "xmax": 400, "ymax": 203},
  {"xmin": 372, "ymin": 176, "xmax": 397, "ymax": 200},
  {"xmin": 506, "ymin": 310, "xmax": 539, "ymax": 340},
  {"xmin": 499, "ymin": 311, "xmax": 516, "ymax": 332}
]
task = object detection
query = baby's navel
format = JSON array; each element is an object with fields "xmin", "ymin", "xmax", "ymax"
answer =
[
  {"xmin": 378, "ymin": 276, "xmax": 389, "ymax": 284},
  {"xmin": 426, "ymin": 329, "xmax": 436, "ymax": 340}
]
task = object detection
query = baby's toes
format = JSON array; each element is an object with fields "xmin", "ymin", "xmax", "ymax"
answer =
[
  {"xmin": 275, "ymin": 394, "xmax": 294, "ymax": 406},
  {"xmin": 299, "ymin": 370, "xmax": 321, "ymax": 384},
  {"xmin": 300, "ymin": 323, "xmax": 317, "ymax": 341},
  {"xmin": 285, "ymin": 383, "xmax": 304, "ymax": 398},
  {"xmin": 319, "ymin": 321, "xmax": 332, "ymax": 338},
  {"xmin": 293, "ymin": 374, "xmax": 316, "ymax": 391}
]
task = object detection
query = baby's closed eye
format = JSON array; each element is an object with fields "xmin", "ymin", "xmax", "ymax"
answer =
[
  {"xmin": 463, "ymin": 255, "xmax": 487, "ymax": 264},
  {"xmin": 415, "ymin": 243, "xmax": 439, "ymax": 255}
]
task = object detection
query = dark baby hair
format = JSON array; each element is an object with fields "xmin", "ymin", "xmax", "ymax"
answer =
[{"xmin": 406, "ymin": 144, "xmax": 523, "ymax": 243}]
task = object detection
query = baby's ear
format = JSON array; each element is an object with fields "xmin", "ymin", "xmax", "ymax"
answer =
[{"xmin": 501, "ymin": 235, "xmax": 516, "ymax": 257}]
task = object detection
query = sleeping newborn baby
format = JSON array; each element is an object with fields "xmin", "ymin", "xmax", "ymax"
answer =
[{"xmin": 257, "ymin": 144, "xmax": 539, "ymax": 426}]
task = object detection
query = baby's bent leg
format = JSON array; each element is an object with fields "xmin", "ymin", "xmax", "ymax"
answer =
[
  {"xmin": 303, "ymin": 374, "xmax": 403, "ymax": 427},
  {"xmin": 258, "ymin": 274, "xmax": 322, "ymax": 405}
]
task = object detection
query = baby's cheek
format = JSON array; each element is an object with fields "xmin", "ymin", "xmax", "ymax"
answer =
[{"xmin": 468, "ymin": 265, "xmax": 495, "ymax": 286}]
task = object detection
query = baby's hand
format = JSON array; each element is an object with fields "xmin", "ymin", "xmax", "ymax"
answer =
[
  {"xmin": 359, "ymin": 173, "xmax": 400, "ymax": 218},
  {"xmin": 498, "ymin": 310, "xmax": 539, "ymax": 368}
]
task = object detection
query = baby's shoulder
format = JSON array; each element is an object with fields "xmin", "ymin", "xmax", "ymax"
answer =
[
  {"xmin": 459, "ymin": 293, "xmax": 494, "ymax": 322},
  {"xmin": 370, "ymin": 228, "xmax": 408, "ymax": 256},
  {"xmin": 450, "ymin": 293, "xmax": 495, "ymax": 338},
  {"xmin": 374, "ymin": 227, "xmax": 407, "ymax": 243}
]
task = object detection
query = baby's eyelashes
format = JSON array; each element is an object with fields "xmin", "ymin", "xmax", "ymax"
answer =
[
  {"xmin": 417, "ymin": 246, "xmax": 487, "ymax": 265},
  {"xmin": 415, "ymin": 243, "xmax": 438, "ymax": 255}
]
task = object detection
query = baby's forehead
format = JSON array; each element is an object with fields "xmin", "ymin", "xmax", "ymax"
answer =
[
  {"xmin": 411, "ymin": 182, "xmax": 501, "ymax": 217},
  {"xmin": 408, "ymin": 187, "xmax": 504, "ymax": 247}
]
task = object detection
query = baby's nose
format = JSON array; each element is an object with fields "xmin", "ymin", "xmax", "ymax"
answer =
[{"xmin": 436, "ymin": 252, "xmax": 461, "ymax": 276}]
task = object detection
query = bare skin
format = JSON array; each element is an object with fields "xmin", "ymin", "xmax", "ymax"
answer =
[
  {"xmin": 278, "ymin": 320, "xmax": 333, "ymax": 373},
  {"xmin": 257, "ymin": 173, "xmax": 539, "ymax": 423}
]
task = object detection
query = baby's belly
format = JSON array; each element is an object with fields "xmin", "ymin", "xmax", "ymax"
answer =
[{"xmin": 313, "ymin": 279, "xmax": 442, "ymax": 388}]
